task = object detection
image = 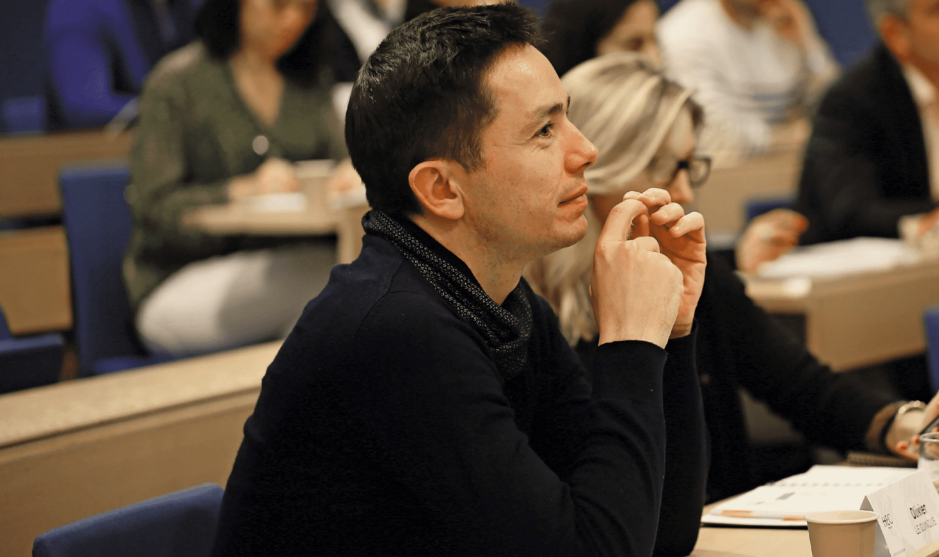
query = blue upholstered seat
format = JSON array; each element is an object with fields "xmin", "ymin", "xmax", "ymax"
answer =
[
  {"xmin": 32, "ymin": 483, "xmax": 224, "ymax": 557},
  {"xmin": 0, "ymin": 305, "xmax": 63, "ymax": 394},
  {"xmin": 59, "ymin": 163, "xmax": 175, "ymax": 375},
  {"xmin": 745, "ymin": 196, "xmax": 793, "ymax": 223},
  {"xmin": 925, "ymin": 305, "xmax": 939, "ymax": 392}
]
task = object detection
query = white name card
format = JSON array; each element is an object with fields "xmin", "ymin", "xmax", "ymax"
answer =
[{"xmin": 861, "ymin": 470, "xmax": 939, "ymax": 557}]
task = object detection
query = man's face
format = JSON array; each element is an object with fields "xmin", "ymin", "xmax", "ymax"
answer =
[
  {"xmin": 905, "ymin": 0, "xmax": 939, "ymax": 71},
  {"xmin": 459, "ymin": 45, "xmax": 598, "ymax": 263}
]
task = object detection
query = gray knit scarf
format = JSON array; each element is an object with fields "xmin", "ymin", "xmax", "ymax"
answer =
[{"xmin": 362, "ymin": 209, "xmax": 532, "ymax": 381}]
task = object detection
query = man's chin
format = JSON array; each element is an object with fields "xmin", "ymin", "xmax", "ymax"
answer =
[{"xmin": 548, "ymin": 217, "xmax": 590, "ymax": 252}]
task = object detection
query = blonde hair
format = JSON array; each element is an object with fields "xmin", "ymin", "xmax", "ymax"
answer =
[{"xmin": 526, "ymin": 52, "xmax": 702, "ymax": 345}]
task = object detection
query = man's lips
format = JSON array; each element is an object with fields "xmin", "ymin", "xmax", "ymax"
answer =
[{"xmin": 560, "ymin": 185, "xmax": 588, "ymax": 205}]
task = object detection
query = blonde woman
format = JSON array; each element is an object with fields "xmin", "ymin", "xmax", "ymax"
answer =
[{"xmin": 527, "ymin": 52, "xmax": 939, "ymax": 503}]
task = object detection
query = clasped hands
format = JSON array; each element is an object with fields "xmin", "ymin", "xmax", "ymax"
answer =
[{"xmin": 591, "ymin": 188, "xmax": 706, "ymax": 349}]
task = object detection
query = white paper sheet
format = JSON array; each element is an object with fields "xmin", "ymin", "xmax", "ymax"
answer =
[
  {"xmin": 702, "ymin": 466, "xmax": 918, "ymax": 528},
  {"xmin": 756, "ymin": 237, "xmax": 921, "ymax": 280}
]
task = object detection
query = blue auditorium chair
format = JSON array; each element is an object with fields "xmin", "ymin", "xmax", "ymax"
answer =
[
  {"xmin": 32, "ymin": 483, "xmax": 224, "ymax": 557},
  {"xmin": 925, "ymin": 305, "xmax": 939, "ymax": 393},
  {"xmin": 745, "ymin": 196, "xmax": 794, "ymax": 223},
  {"xmin": 0, "ymin": 304, "xmax": 63, "ymax": 394},
  {"xmin": 59, "ymin": 163, "xmax": 174, "ymax": 376},
  {"xmin": 1, "ymin": 95, "xmax": 46, "ymax": 134}
]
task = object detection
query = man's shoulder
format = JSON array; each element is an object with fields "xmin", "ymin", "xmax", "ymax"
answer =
[
  {"xmin": 144, "ymin": 42, "xmax": 217, "ymax": 93},
  {"xmin": 294, "ymin": 235, "xmax": 474, "ymax": 347},
  {"xmin": 821, "ymin": 44, "xmax": 903, "ymax": 113}
]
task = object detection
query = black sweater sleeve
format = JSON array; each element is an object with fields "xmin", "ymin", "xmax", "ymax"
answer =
[
  {"xmin": 701, "ymin": 257, "xmax": 894, "ymax": 450},
  {"xmin": 350, "ymin": 291, "xmax": 675, "ymax": 557},
  {"xmin": 654, "ymin": 328, "xmax": 709, "ymax": 557},
  {"xmin": 522, "ymin": 298, "xmax": 707, "ymax": 557}
]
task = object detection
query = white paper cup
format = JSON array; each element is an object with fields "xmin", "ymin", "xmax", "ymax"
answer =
[{"xmin": 804, "ymin": 511, "xmax": 878, "ymax": 557}]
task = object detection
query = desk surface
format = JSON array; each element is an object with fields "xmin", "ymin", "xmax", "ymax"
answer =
[
  {"xmin": 183, "ymin": 198, "xmax": 369, "ymax": 265},
  {"xmin": 745, "ymin": 256, "xmax": 939, "ymax": 371},
  {"xmin": 0, "ymin": 340, "xmax": 279, "ymax": 449},
  {"xmin": 692, "ymin": 505, "xmax": 939, "ymax": 557},
  {"xmin": 693, "ymin": 144, "xmax": 803, "ymax": 237},
  {"xmin": 692, "ymin": 524, "xmax": 812, "ymax": 556}
]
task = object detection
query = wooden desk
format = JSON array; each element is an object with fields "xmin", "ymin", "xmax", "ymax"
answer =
[
  {"xmin": 183, "ymin": 200, "xmax": 369, "ymax": 265},
  {"xmin": 0, "ymin": 226, "xmax": 72, "ymax": 334},
  {"xmin": 745, "ymin": 257, "xmax": 939, "ymax": 372},
  {"xmin": 0, "ymin": 341, "xmax": 278, "ymax": 556},
  {"xmin": 693, "ymin": 144, "xmax": 803, "ymax": 237},
  {"xmin": 0, "ymin": 130, "xmax": 132, "ymax": 219},
  {"xmin": 692, "ymin": 505, "xmax": 939, "ymax": 556}
]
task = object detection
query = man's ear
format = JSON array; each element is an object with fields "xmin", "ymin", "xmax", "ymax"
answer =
[
  {"xmin": 880, "ymin": 14, "xmax": 911, "ymax": 63},
  {"xmin": 409, "ymin": 160, "xmax": 465, "ymax": 220}
]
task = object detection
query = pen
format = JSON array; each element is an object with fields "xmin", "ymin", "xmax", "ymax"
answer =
[{"xmin": 719, "ymin": 510, "xmax": 807, "ymax": 521}]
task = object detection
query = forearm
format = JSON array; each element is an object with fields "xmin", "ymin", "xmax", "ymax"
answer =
[
  {"xmin": 127, "ymin": 172, "xmax": 231, "ymax": 233},
  {"xmin": 654, "ymin": 325, "xmax": 708, "ymax": 557},
  {"xmin": 129, "ymin": 85, "xmax": 232, "ymax": 232},
  {"xmin": 573, "ymin": 340, "xmax": 669, "ymax": 557},
  {"xmin": 708, "ymin": 256, "xmax": 893, "ymax": 450}
]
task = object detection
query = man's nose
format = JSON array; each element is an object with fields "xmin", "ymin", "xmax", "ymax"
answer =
[{"xmin": 567, "ymin": 124, "xmax": 599, "ymax": 172}]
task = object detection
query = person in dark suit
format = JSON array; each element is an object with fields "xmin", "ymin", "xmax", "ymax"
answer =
[{"xmin": 795, "ymin": 0, "xmax": 939, "ymax": 246}]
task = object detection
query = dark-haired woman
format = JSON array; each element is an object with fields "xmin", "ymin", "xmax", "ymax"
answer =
[
  {"xmin": 540, "ymin": 0, "xmax": 661, "ymax": 78},
  {"xmin": 124, "ymin": 0, "xmax": 347, "ymax": 356}
]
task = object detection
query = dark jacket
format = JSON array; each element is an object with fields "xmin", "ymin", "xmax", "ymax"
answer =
[
  {"xmin": 212, "ymin": 217, "xmax": 708, "ymax": 557},
  {"xmin": 796, "ymin": 42, "xmax": 936, "ymax": 245}
]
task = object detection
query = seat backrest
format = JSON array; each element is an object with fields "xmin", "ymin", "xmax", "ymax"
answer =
[
  {"xmin": 745, "ymin": 196, "xmax": 793, "ymax": 224},
  {"xmin": 0, "ymin": 304, "xmax": 63, "ymax": 394},
  {"xmin": 0, "ymin": 303, "xmax": 11, "ymax": 339},
  {"xmin": 32, "ymin": 483, "xmax": 224, "ymax": 557},
  {"xmin": 59, "ymin": 163, "xmax": 144, "ymax": 375},
  {"xmin": 804, "ymin": 0, "xmax": 876, "ymax": 68},
  {"xmin": 925, "ymin": 305, "xmax": 939, "ymax": 392}
]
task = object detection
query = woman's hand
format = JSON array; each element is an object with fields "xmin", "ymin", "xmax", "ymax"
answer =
[
  {"xmin": 227, "ymin": 158, "xmax": 301, "ymax": 201},
  {"xmin": 892, "ymin": 392, "xmax": 939, "ymax": 460},
  {"xmin": 736, "ymin": 209, "xmax": 808, "ymax": 274},
  {"xmin": 622, "ymin": 188, "xmax": 707, "ymax": 339}
]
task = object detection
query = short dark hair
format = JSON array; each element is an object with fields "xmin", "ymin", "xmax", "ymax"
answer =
[
  {"xmin": 195, "ymin": 0, "xmax": 333, "ymax": 87},
  {"xmin": 540, "ymin": 0, "xmax": 653, "ymax": 78},
  {"xmin": 345, "ymin": 3, "xmax": 539, "ymax": 218}
]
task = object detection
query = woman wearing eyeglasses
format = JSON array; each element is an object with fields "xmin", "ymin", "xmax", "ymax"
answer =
[{"xmin": 526, "ymin": 53, "xmax": 938, "ymax": 512}]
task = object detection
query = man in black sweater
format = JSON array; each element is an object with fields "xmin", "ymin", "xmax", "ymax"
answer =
[{"xmin": 212, "ymin": 5, "xmax": 709, "ymax": 556}]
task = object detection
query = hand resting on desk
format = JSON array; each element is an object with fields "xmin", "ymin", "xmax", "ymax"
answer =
[
  {"xmin": 226, "ymin": 157, "xmax": 301, "ymax": 201},
  {"xmin": 891, "ymin": 390, "xmax": 939, "ymax": 460},
  {"xmin": 736, "ymin": 208, "xmax": 808, "ymax": 274}
]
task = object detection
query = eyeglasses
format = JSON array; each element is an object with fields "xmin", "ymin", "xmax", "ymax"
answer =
[{"xmin": 646, "ymin": 155, "xmax": 712, "ymax": 189}]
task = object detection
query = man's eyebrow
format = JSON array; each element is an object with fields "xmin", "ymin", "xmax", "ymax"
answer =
[{"xmin": 531, "ymin": 96, "xmax": 571, "ymax": 123}]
